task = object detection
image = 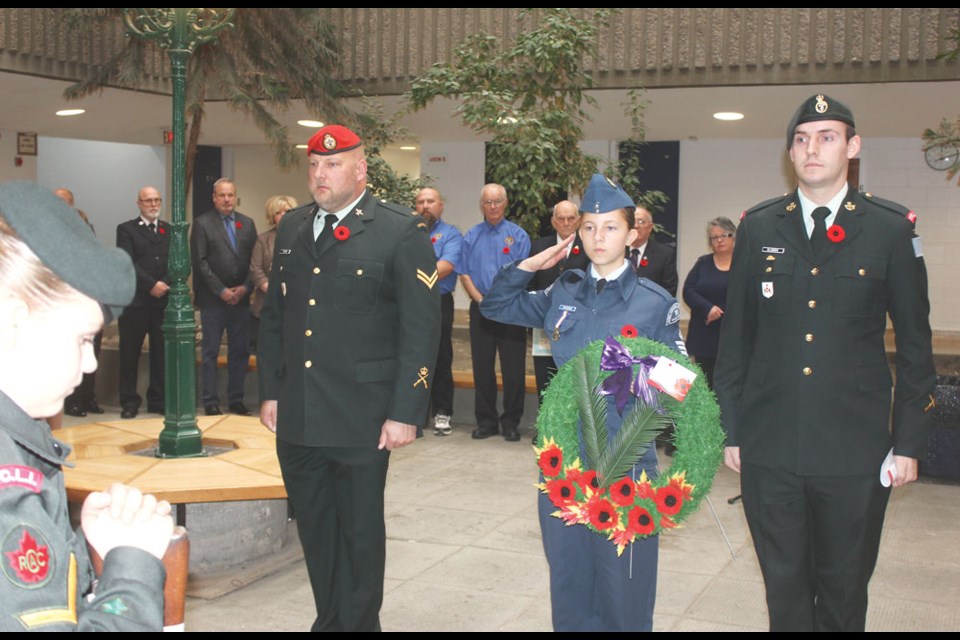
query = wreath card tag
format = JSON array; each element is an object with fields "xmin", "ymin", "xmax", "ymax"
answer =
[{"xmin": 647, "ymin": 357, "xmax": 696, "ymax": 402}]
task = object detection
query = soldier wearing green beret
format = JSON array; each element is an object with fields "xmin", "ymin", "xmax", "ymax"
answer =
[
  {"xmin": 715, "ymin": 94, "xmax": 936, "ymax": 631},
  {"xmin": 0, "ymin": 182, "xmax": 173, "ymax": 631},
  {"xmin": 258, "ymin": 125, "xmax": 440, "ymax": 632}
]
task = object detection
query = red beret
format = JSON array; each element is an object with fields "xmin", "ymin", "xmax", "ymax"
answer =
[{"xmin": 306, "ymin": 124, "xmax": 362, "ymax": 156}]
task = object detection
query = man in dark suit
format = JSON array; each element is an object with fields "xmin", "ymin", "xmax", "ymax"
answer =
[
  {"xmin": 627, "ymin": 206, "xmax": 678, "ymax": 296},
  {"xmin": 528, "ymin": 200, "xmax": 589, "ymax": 404},
  {"xmin": 715, "ymin": 93, "xmax": 936, "ymax": 632},
  {"xmin": 190, "ymin": 178, "xmax": 258, "ymax": 416},
  {"xmin": 116, "ymin": 185, "xmax": 170, "ymax": 419},
  {"xmin": 258, "ymin": 125, "xmax": 439, "ymax": 632}
]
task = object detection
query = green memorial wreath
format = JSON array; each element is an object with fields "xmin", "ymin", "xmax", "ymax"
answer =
[{"xmin": 534, "ymin": 334, "xmax": 724, "ymax": 555}]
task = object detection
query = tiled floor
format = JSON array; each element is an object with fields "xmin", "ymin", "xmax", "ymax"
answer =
[{"xmin": 62, "ymin": 403, "xmax": 960, "ymax": 632}]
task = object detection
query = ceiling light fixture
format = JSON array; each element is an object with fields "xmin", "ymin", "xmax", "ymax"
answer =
[
  {"xmin": 297, "ymin": 119, "xmax": 324, "ymax": 128},
  {"xmin": 399, "ymin": 146, "xmax": 418, "ymax": 151},
  {"xmin": 56, "ymin": 109, "xmax": 86, "ymax": 117},
  {"xmin": 713, "ymin": 112, "xmax": 744, "ymax": 121}
]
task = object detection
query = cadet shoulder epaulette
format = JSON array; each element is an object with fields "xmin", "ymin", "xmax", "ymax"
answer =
[
  {"xmin": 636, "ymin": 277, "xmax": 674, "ymax": 302},
  {"xmin": 740, "ymin": 193, "xmax": 793, "ymax": 221},
  {"xmin": 861, "ymin": 192, "xmax": 918, "ymax": 227}
]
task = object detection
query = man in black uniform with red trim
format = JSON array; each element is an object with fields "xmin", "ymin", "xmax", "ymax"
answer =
[{"xmin": 715, "ymin": 94, "xmax": 936, "ymax": 631}]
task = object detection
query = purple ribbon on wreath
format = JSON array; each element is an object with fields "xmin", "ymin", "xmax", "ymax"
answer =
[{"xmin": 598, "ymin": 337, "xmax": 661, "ymax": 415}]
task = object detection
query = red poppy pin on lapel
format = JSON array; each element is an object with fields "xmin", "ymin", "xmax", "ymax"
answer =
[
  {"xmin": 827, "ymin": 224, "xmax": 845, "ymax": 243},
  {"xmin": 334, "ymin": 226, "xmax": 350, "ymax": 241}
]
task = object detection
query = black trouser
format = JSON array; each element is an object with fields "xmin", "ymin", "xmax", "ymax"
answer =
[
  {"xmin": 468, "ymin": 301, "xmax": 526, "ymax": 433},
  {"xmin": 740, "ymin": 462, "xmax": 889, "ymax": 632},
  {"xmin": 118, "ymin": 305, "xmax": 165, "ymax": 411},
  {"xmin": 431, "ymin": 293, "xmax": 455, "ymax": 417},
  {"xmin": 277, "ymin": 438, "xmax": 390, "ymax": 632}
]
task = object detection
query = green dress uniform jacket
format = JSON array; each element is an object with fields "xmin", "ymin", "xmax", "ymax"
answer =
[
  {"xmin": 257, "ymin": 191, "xmax": 441, "ymax": 447},
  {"xmin": 0, "ymin": 391, "xmax": 165, "ymax": 631},
  {"xmin": 714, "ymin": 188, "xmax": 936, "ymax": 476}
]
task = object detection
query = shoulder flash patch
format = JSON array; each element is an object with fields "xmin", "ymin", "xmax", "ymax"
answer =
[{"xmin": 666, "ymin": 302, "xmax": 681, "ymax": 325}]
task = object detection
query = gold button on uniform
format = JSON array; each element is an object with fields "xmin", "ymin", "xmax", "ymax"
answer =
[
  {"xmin": 356, "ymin": 269, "xmax": 363, "ymax": 276},
  {"xmin": 305, "ymin": 360, "xmax": 313, "ymax": 368},
  {"xmin": 803, "ymin": 367, "xmax": 812, "ymax": 376},
  {"xmin": 810, "ymin": 267, "xmax": 820, "ymax": 276},
  {"xmin": 305, "ymin": 329, "xmax": 313, "ymax": 337},
  {"xmin": 313, "ymin": 267, "xmax": 320, "ymax": 274},
  {"xmin": 805, "ymin": 333, "xmax": 814, "ymax": 342},
  {"xmin": 808, "ymin": 300, "xmax": 817, "ymax": 308},
  {"xmin": 765, "ymin": 266, "xmax": 772, "ymax": 273},
  {"xmin": 309, "ymin": 299, "xmax": 316, "ymax": 306},
  {"xmin": 858, "ymin": 268, "xmax": 867, "ymax": 276}
]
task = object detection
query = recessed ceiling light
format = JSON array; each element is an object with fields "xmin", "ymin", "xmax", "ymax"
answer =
[
  {"xmin": 56, "ymin": 109, "xmax": 86, "ymax": 117},
  {"xmin": 297, "ymin": 120, "xmax": 324, "ymax": 128},
  {"xmin": 713, "ymin": 112, "xmax": 744, "ymax": 121},
  {"xmin": 399, "ymin": 146, "xmax": 417, "ymax": 151}
]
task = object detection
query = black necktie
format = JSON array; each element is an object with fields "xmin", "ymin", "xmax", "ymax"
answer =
[
  {"xmin": 148, "ymin": 222, "xmax": 156, "ymax": 234},
  {"xmin": 629, "ymin": 247, "xmax": 641, "ymax": 269},
  {"xmin": 596, "ymin": 278, "xmax": 607, "ymax": 294},
  {"xmin": 811, "ymin": 206, "xmax": 830, "ymax": 254},
  {"xmin": 315, "ymin": 213, "xmax": 338, "ymax": 250}
]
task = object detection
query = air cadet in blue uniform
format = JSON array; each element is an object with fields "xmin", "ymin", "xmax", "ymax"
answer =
[
  {"xmin": 481, "ymin": 174, "xmax": 686, "ymax": 631},
  {"xmin": 0, "ymin": 182, "xmax": 173, "ymax": 631},
  {"xmin": 714, "ymin": 94, "xmax": 937, "ymax": 632},
  {"xmin": 258, "ymin": 125, "xmax": 440, "ymax": 632},
  {"xmin": 414, "ymin": 187, "xmax": 463, "ymax": 436}
]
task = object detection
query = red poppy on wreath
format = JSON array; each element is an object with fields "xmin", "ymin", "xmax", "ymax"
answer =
[
  {"xmin": 609, "ymin": 476, "xmax": 636, "ymax": 506},
  {"xmin": 503, "ymin": 246, "xmax": 510, "ymax": 254},
  {"xmin": 654, "ymin": 484, "xmax": 684, "ymax": 516},
  {"xmin": 334, "ymin": 226, "xmax": 351, "ymax": 241},
  {"xmin": 571, "ymin": 246, "xmax": 580, "ymax": 255},
  {"xmin": 538, "ymin": 444, "xmax": 563, "ymax": 478},
  {"xmin": 546, "ymin": 478, "xmax": 578, "ymax": 507},
  {"xmin": 586, "ymin": 496, "xmax": 619, "ymax": 531},
  {"xmin": 158, "ymin": 227, "xmax": 166, "ymax": 235},
  {"xmin": 621, "ymin": 324, "xmax": 638, "ymax": 339},
  {"xmin": 827, "ymin": 224, "xmax": 845, "ymax": 243},
  {"xmin": 640, "ymin": 257, "xmax": 649, "ymax": 267},
  {"xmin": 235, "ymin": 221, "xmax": 242, "ymax": 229},
  {"xmin": 570, "ymin": 469, "xmax": 601, "ymax": 496},
  {"xmin": 626, "ymin": 506, "xmax": 656, "ymax": 535}
]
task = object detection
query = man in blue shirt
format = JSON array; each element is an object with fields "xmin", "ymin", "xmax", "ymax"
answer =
[
  {"xmin": 415, "ymin": 187, "xmax": 463, "ymax": 436},
  {"xmin": 459, "ymin": 184, "xmax": 531, "ymax": 442}
]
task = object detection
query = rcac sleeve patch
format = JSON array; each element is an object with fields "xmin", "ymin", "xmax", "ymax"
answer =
[{"xmin": 3, "ymin": 526, "xmax": 52, "ymax": 587}]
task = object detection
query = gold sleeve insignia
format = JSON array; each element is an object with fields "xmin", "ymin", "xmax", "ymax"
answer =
[
  {"xmin": 924, "ymin": 394, "xmax": 936, "ymax": 412},
  {"xmin": 416, "ymin": 268, "xmax": 439, "ymax": 290},
  {"xmin": 413, "ymin": 367, "xmax": 429, "ymax": 388}
]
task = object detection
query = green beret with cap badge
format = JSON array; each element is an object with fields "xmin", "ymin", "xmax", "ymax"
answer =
[{"xmin": 786, "ymin": 93, "xmax": 856, "ymax": 149}]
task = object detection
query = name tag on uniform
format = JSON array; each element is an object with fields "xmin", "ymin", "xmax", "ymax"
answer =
[
  {"xmin": 279, "ymin": 249, "xmax": 292, "ymax": 255},
  {"xmin": 761, "ymin": 246, "xmax": 785, "ymax": 254},
  {"xmin": 558, "ymin": 305, "xmax": 577, "ymax": 312}
]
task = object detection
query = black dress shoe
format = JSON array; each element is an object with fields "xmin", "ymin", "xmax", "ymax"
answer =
[
  {"xmin": 64, "ymin": 405, "xmax": 86, "ymax": 417},
  {"xmin": 204, "ymin": 405, "xmax": 223, "ymax": 416},
  {"xmin": 471, "ymin": 427, "xmax": 498, "ymax": 440},
  {"xmin": 85, "ymin": 400, "xmax": 105, "ymax": 414},
  {"xmin": 228, "ymin": 403, "xmax": 252, "ymax": 416},
  {"xmin": 121, "ymin": 408, "xmax": 138, "ymax": 419},
  {"xmin": 503, "ymin": 427, "xmax": 521, "ymax": 442}
]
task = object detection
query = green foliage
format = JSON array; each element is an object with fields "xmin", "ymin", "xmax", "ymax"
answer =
[
  {"xmin": 922, "ymin": 118, "xmax": 960, "ymax": 186},
  {"xmin": 354, "ymin": 98, "xmax": 432, "ymax": 206},
  {"xmin": 407, "ymin": 8, "xmax": 610, "ymax": 235},
  {"xmin": 61, "ymin": 8, "xmax": 349, "ymax": 185},
  {"xmin": 570, "ymin": 353, "xmax": 608, "ymax": 475}
]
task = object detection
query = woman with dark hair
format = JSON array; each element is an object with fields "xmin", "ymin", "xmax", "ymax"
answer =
[{"xmin": 682, "ymin": 216, "xmax": 736, "ymax": 388}]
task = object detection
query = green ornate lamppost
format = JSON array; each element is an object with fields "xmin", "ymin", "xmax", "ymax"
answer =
[{"xmin": 122, "ymin": 8, "xmax": 235, "ymax": 457}]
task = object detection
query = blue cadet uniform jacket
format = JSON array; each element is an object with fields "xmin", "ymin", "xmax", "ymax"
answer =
[
  {"xmin": 0, "ymin": 392, "xmax": 165, "ymax": 631},
  {"xmin": 481, "ymin": 263, "xmax": 686, "ymax": 369}
]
